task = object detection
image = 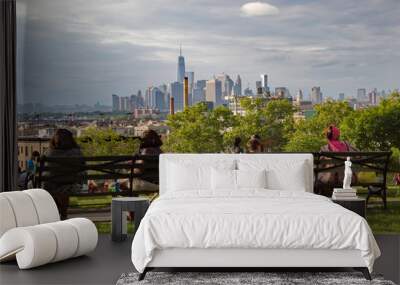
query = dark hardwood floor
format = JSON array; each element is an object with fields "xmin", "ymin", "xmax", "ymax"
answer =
[{"xmin": 0, "ymin": 234, "xmax": 399, "ymax": 285}]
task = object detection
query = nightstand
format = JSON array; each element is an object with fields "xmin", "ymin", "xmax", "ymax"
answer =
[
  {"xmin": 111, "ymin": 197, "xmax": 150, "ymax": 242},
  {"xmin": 332, "ymin": 197, "xmax": 366, "ymax": 218}
]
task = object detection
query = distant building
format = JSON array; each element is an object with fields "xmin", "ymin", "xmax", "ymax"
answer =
[
  {"xmin": 177, "ymin": 46, "xmax": 185, "ymax": 83},
  {"xmin": 18, "ymin": 137, "xmax": 50, "ymax": 171},
  {"xmin": 244, "ymin": 87, "xmax": 253, "ymax": 96},
  {"xmin": 153, "ymin": 88, "xmax": 166, "ymax": 111},
  {"xmin": 205, "ymin": 79, "xmax": 222, "ymax": 106},
  {"xmin": 170, "ymin": 81, "xmax": 184, "ymax": 112},
  {"xmin": 369, "ymin": 88, "xmax": 378, "ymax": 105},
  {"xmin": 255, "ymin": 81, "xmax": 262, "ymax": 95},
  {"xmin": 112, "ymin": 94, "xmax": 120, "ymax": 112},
  {"xmin": 185, "ymin": 71, "xmax": 194, "ymax": 105},
  {"xmin": 192, "ymin": 80, "xmax": 207, "ymax": 104},
  {"xmin": 274, "ymin": 87, "xmax": 289, "ymax": 98},
  {"xmin": 261, "ymin": 74, "xmax": 269, "ymax": 93},
  {"xmin": 145, "ymin": 87, "xmax": 153, "ymax": 108},
  {"xmin": 119, "ymin": 96, "xmax": 130, "ymax": 112},
  {"xmin": 134, "ymin": 121, "xmax": 169, "ymax": 137},
  {"xmin": 233, "ymin": 75, "xmax": 242, "ymax": 96},
  {"xmin": 357, "ymin": 88, "xmax": 367, "ymax": 102},
  {"xmin": 133, "ymin": 108, "xmax": 159, "ymax": 119},
  {"xmin": 296, "ymin": 89, "xmax": 303, "ymax": 102},
  {"xmin": 338, "ymin": 93, "xmax": 345, "ymax": 101},
  {"xmin": 311, "ymin": 87, "xmax": 323, "ymax": 104},
  {"xmin": 130, "ymin": 93, "xmax": 144, "ymax": 110},
  {"xmin": 196, "ymin": 80, "xmax": 207, "ymax": 90},
  {"xmin": 216, "ymin": 74, "xmax": 233, "ymax": 102},
  {"xmin": 193, "ymin": 87, "xmax": 205, "ymax": 104}
]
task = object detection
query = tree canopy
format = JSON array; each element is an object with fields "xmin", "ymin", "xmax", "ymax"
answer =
[
  {"xmin": 77, "ymin": 127, "xmax": 140, "ymax": 156},
  {"xmin": 162, "ymin": 103, "xmax": 237, "ymax": 153},
  {"xmin": 285, "ymin": 100, "xmax": 354, "ymax": 152},
  {"xmin": 341, "ymin": 93, "xmax": 400, "ymax": 151}
]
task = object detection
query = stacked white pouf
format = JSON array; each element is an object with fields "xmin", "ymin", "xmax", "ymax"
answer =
[{"xmin": 0, "ymin": 189, "xmax": 98, "ymax": 269}]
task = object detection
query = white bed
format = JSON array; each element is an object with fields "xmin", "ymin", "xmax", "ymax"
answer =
[{"xmin": 131, "ymin": 154, "xmax": 380, "ymax": 280}]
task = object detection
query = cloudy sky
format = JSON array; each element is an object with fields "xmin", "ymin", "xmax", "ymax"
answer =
[{"xmin": 17, "ymin": 0, "xmax": 400, "ymax": 105}]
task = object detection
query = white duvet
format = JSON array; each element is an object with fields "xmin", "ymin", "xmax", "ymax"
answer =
[{"xmin": 131, "ymin": 190, "xmax": 380, "ymax": 273}]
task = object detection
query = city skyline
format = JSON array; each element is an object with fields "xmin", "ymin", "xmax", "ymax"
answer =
[{"xmin": 16, "ymin": 0, "xmax": 400, "ymax": 106}]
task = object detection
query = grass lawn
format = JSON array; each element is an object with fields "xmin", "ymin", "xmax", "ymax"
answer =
[
  {"xmin": 69, "ymin": 187, "xmax": 400, "ymax": 235},
  {"xmin": 359, "ymin": 186, "xmax": 400, "ymax": 234}
]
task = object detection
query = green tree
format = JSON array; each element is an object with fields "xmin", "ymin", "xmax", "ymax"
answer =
[
  {"xmin": 225, "ymin": 98, "xmax": 296, "ymax": 151},
  {"xmin": 341, "ymin": 92, "xmax": 400, "ymax": 151},
  {"xmin": 77, "ymin": 127, "xmax": 140, "ymax": 156},
  {"xmin": 163, "ymin": 103, "xmax": 237, "ymax": 153},
  {"xmin": 285, "ymin": 100, "xmax": 354, "ymax": 152}
]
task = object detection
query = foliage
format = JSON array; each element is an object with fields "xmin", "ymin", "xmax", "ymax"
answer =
[
  {"xmin": 341, "ymin": 93, "xmax": 400, "ymax": 151},
  {"xmin": 162, "ymin": 103, "xmax": 237, "ymax": 153},
  {"xmin": 285, "ymin": 100, "xmax": 354, "ymax": 152},
  {"xmin": 225, "ymin": 98, "xmax": 296, "ymax": 152},
  {"xmin": 77, "ymin": 127, "xmax": 140, "ymax": 156}
]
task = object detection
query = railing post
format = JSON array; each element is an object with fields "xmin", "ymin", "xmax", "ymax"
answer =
[
  {"xmin": 129, "ymin": 154, "xmax": 136, "ymax": 197},
  {"xmin": 37, "ymin": 155, "xmax": 45, "ymax": 188}
]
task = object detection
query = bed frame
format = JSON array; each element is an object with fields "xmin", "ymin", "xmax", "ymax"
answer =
[
  {"xmin": 137, "ymin": 154, "xmax": 373, "ymax": 281},
  {"xmin": 139, "ymin": 248, "xmax": 371, "ymax": 280}
]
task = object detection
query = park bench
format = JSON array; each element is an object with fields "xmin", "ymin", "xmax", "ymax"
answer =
[
  {"xmin": 34, "ymin": 155, "xmax": 159, "ymax": 218},
  {"xmin": 313, "ymin": 151, "xmax": 392, "ymax": 208}
]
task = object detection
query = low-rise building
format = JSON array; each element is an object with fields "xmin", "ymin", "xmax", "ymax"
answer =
[{"xmin": 17, "ymin": 137, "xmax": 50, "ymax": 171}]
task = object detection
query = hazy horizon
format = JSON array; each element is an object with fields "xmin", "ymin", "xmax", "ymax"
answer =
[{"xmin": 16, "ymin": 0, "xmax": 400, "ymax": 106}]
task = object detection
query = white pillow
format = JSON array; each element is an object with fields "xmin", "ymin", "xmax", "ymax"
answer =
[
  {"xmin": 238, "ymin": 159, "xmax": 307, "ymax": 191},
  {"xmin": 168, "ymin": 160, "xmax": 236, "ymax": 192},
  {"xmin": 236, "ymin": 169, "xmax": 267, "ymax": 189},
  {"xmin": 168, "ymin": 162, "xmax": 207, "ymax": 191},
  {"xmin": 211, "ymin": 168, "xmax": 236, "ymax": 190}
]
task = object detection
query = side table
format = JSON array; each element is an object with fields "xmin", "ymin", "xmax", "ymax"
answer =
[
  {"xmin": 111, "ymin": 197, "xmax": 149, "ymax": 242},
  {"xmin": 332, "ymin": 197, "xmax": 366, "ymax": 218}
]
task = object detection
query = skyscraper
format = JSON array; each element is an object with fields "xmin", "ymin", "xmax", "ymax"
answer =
[
  {"xmin": 369, "ymin": 88, "xmax": 378, "ymax": 105},
  {"xmin": 357, "ymin": 88, "xmax": 367, "ymax": 102},
  {"xmin": 112, "ymin": 94, "xmax": 120, "ymax": 112},
  {"xmin": 261, "ymin": 74, "xmax": 269, "ymax": 93},
  {"xmin": 192, "ymin": 80, "xmax": 206, "ymax": 104},
  {"xmin": 216, "ymin": 74, "xmax": 232, "ymax": 103},
  {"xmin": 233, "ymin": 75, "xmax": 242, "ymax": 96},
  {"xmin": 255, "ymin": 81, "xmax": 262, "ymax": 95},
  {"xmin": 153, "ymin": 88, "xmax": 166, "ymax": 111},
  {"xmin": 205, "ymin": 79, "xmax": 222, "ymax": 106},
  {"xmin": 177, "ymin": 45, "xmax": 185, "ymax": 83},
  {"xmin": 311, "ymin": 87, "xmax": 323, "ymax": 104},
  {"xmin": 170, "ymin": 81, "xmax": 184, "ymax": 112},
  {"xmin": 338, "ymin": 93, "xmax": 345, "ymax": 101},
  {"xmin": 185, "ymin": 71, "xmax": 194, "ymax": 105},
  {"xmin": 296, "ymin": 89, "xmax": 303, "ymax": 102}
]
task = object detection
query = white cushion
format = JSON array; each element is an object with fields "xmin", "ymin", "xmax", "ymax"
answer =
[
  {"xmin": 24, "ymin": 189, "xmax": 60, "ymax": 224},
  {"xmin": 65, "ymin": 218, "xmax": 98, "ymax": 257},
  {"xmin": 237, "ymin": 169, "xmax": 267, "ymax": 189},
  {"xmin": 238, "ymin": 159, "xmax": 307, "ymax": 191},
  {"xmin": 42, "ymin": 222, "xmax": 79, "ymax": 262},
  {"xmin": 211, "ymin": 168, "xmax": 236, "ymax": 190},
  {"xmin": 0, "ymin": 192, "xmax": 39, "ymax": 227},
  {"xmin": 0, "ymin": 196, "xmax": 17, "ymax": 237},
  {"xmin": 0, "ymin": 226, "xmax": 57, "ymax": 269},
  {"xmin": 168, "ymin": 160, "xmax": 236, "ymax": 192}
]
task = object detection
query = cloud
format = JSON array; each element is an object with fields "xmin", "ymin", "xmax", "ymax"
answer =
[
  {"xmin": 16, "ymin": 0, "xmax": 400, "ymax": 104},
  {"xmin": 240, "ymin": 2, "xmax": 279, "ymax": 17}
]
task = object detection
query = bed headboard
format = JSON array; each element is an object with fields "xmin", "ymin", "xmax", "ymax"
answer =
[{"xmin": 159, "ymin": 153, "xmax": 314, "ymax": 195}]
